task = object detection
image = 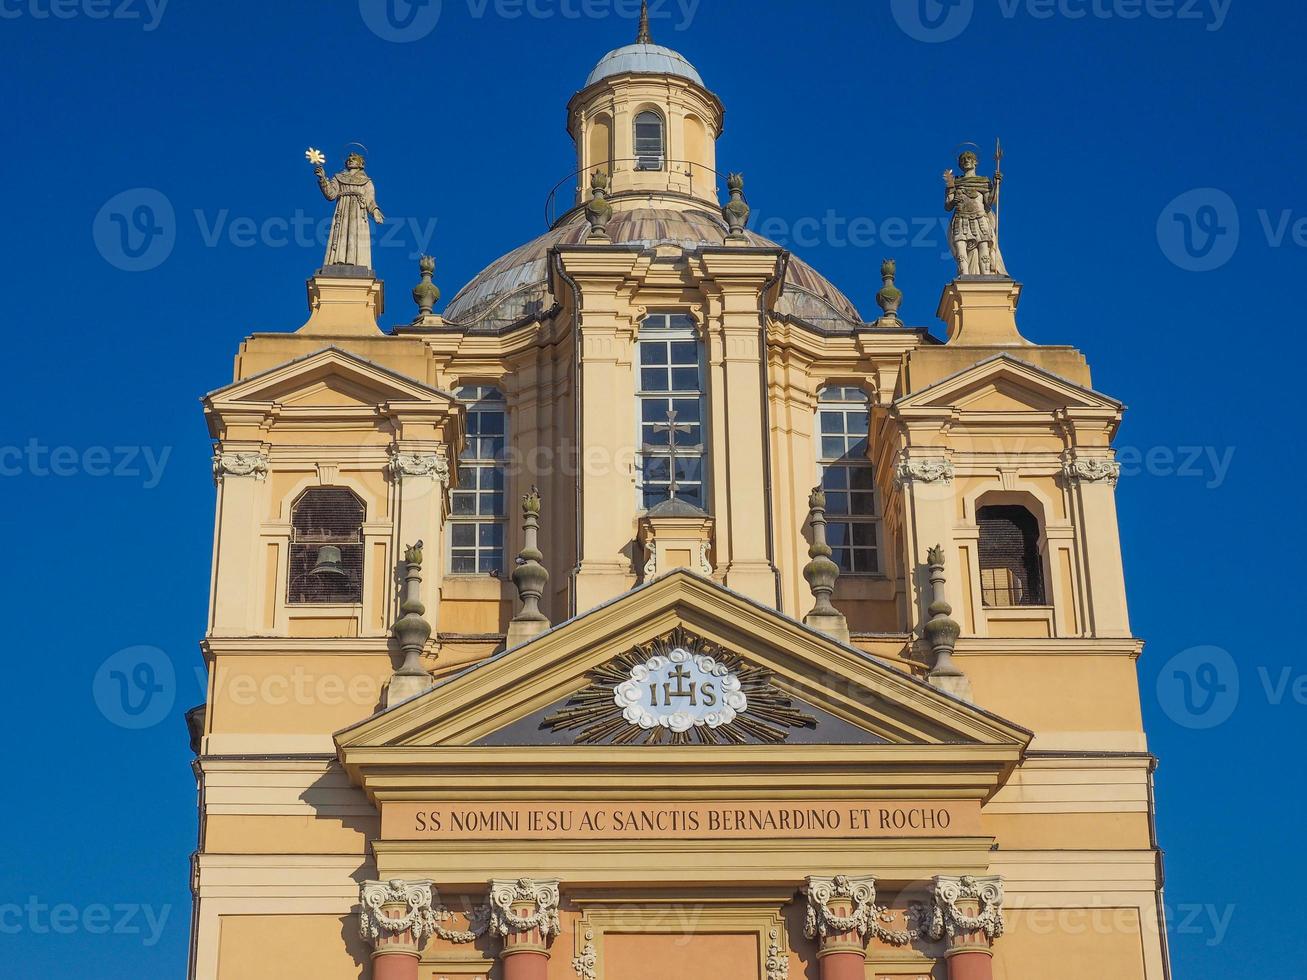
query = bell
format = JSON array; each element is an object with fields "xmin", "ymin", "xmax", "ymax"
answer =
[{"xmin": 308, "ymin": 545, "xmax": 348, "ymax": 579}]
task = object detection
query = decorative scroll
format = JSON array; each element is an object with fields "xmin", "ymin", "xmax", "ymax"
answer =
[
  {"xmin": 1064, "ymin": 457, "xmax": 1121, "ymax": 486},
  {"xmin": 390, "ymin": 448, "xmax": 450, "ymax": 482},
  {"xmin": 213, "ymin": 451, "xmax": 268, "ymax": 481},
  {"xmin": 895, "ymin": 456, "xmax": 954, "ymax": 486},
  {"xmin": 542, "ymin": 627, "xmax": 816, "ymax": 746},
  {"xmin": 765, "ymin": 928, "xmax": 790, "ymax": 980},
  {"xmin": 572, "ymin": 930, "xmax": 597, "ymax": 980}
]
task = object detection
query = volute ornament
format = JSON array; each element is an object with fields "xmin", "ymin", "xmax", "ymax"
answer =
[
  {"xmin": 390, "ymin": 449, "xmax": 449, "ymax": 483},
  {"xmin": 804, "ymin": 874, "xmax": 915, "ymax": 948}
]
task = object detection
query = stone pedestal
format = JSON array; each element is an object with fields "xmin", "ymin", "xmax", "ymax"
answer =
[
  {"xmin": 937, "ymin": 277, "xmax": 1028, "ymax": 347},
  {"xmin": 300, "ymin": 269, "xmax": 385, "ymax": 336},
  {"xmin": 637, "ymin": 499, "xmax": 714, "ymax": 582}
]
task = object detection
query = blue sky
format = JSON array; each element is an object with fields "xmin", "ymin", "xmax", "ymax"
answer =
[{"xmin": 1, "ymin": 0, "xmax": 1303, "ymax": 976}]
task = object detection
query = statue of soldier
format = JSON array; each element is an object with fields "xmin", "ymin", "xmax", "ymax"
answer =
[{"xmin": 944, "ymin": 150, "xmax": 1007, "ymax": 277}]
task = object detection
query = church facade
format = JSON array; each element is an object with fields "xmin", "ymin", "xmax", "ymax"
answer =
[{"xmin": 188, "ymin": 13, "xmax": 1169, "ymax": 980}]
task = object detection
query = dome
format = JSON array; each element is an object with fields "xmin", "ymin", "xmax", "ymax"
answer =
[
  {"xmin": 444, "ymin": 208, "xmax": 864, "ymax": 334},
  {"xmin": 585, "ymin": 42, "xmax": 704, "ymax": 88}
]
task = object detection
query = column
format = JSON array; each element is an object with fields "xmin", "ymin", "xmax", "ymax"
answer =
[
  {"xmin": 927, "ymin": 875, "xmax": 1004, "ymax": 980},
  {"xmin": 359, "ymin": 879, "xmax": 439, "ymax": 980},
  {"xmin": 1063, "ymin": 455, "xmax": 1131, "ymax": 637},
  {"xmin": 210, "ymin": 449, "xmax": 268, "ymax": 636},
  {"xmin": 490, "ymin": 878, "xmax": 562, "ymax": 980},
  {"xmin": 804, "ymin": 875, "xmax": 877, "ymax": 980}
]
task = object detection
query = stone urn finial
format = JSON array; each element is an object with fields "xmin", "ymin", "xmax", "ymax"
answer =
[
  {"xmin": 875, "ymin": 258, "xmax": 903, "ymax": 324},
  {"xmin": 802, "ymin": 486, "xmax": 850, "ymax": 642},
  {"xmin": 386, "ymin": 542, "xmax": 435, "ymax": 706},
  {"xmin": 585, "ymin": 170, "xmax": 613, "ymax": 242},
  {"xmin": 923, "ymin": 545, "xmax": 972, "ymax": 701},
  {"xmin": 411, "ymin": 255, "xmax": 440, "ymax": 321},
  {"xmin": 508, "ymin": 486, "xmax": 551, "ymax": 647},
  {"xmin": 723, "ymin": 172, "xmax": 751, "ymax": 241}
]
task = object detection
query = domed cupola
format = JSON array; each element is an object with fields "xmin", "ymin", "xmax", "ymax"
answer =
[{"xmin": 565, "ymin": 1, "xmax": 724, "ymax": 213}]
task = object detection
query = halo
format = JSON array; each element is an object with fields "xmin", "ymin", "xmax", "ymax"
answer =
[
  {"xmin": 955, "ymin": 141, "xmax": 981, "ymax": 156},
  {"xmin": 343, "ymin": 141, "xmax": 371, "ymax": 161}
]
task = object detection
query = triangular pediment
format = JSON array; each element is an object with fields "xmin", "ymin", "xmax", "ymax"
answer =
[
  {"xmin": 337, "ymin": 571, "xmax": 1030, "ymax": 754},
  {"xmin": 893, "ymin": 354, "xmax": 1123, "ymax": 415},
  {"xmin": 204, "ymin": 346, "xmax": 457, "ymax": 411}
]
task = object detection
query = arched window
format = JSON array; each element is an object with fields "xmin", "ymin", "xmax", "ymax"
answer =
[
  {"xmin": 637, "ymin": 313, "xmax": 706, "ymax": 510},
  {"xmin": 977, "ymin": 505, "xmax": 1046, "ymax": 606},
  {"xmin": 450, "ymin": 386, "xmax": 508, "ymax": 575},
  {"xmin": 816, "ymin": 386, "xmax": 879, "ymax": 574},
  {"xmin": 634, "ymin": 110, "xmax": 665, "ymax": 171},
  {"xmin": 287, "ymin": 488, "xmax": 365, "ymax": 604}
]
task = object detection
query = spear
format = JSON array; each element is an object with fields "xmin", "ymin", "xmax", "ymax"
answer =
[{"xmin": 993, "ymin": 137, "xmax": 1004, "ymax": 235}]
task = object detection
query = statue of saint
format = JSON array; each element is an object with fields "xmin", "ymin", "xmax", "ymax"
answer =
[
  {"xmin": 314, "ymin": 152, "xmax": 385, "ymax": 271},
  {"xmin": 944, "ymin": 150, "xmax": 1006, "ymax": 277}
]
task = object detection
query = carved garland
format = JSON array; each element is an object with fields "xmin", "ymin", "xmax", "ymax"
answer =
[
  {"xmin": 358, "ymin": 880, "xmax": 490, "ymax": 948},
  {"xmin": 542, "ymin": 627, "xmax": 817, "ymax": 745},
  {"xmin": 572, "ymin": 930, "xmax": 597, "ymax": 980},
  {"xmin": 765, "ymin": 928, "xmax": 790, "ymax": 980},
  {"xmin": 804, "ymin": 875, "xmax": 915, "ymax": 949},
  {"xmin": 920, "ymin": 875, "xmax": 1005, "ymax": 943},
  {"xmin": 489, "ymin": 878, "xmax": 562, "ymax": 940}
]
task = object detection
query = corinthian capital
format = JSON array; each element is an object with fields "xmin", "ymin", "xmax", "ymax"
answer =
[
  {"xmin": 1064, "ymin": 456, "xmax": 1121, "ymax": 486},
  {"xmin": 212, "ymin": 450, "xmax": 268, "ymax": 481},
  {"xmin": 895, "ymin": 456, "xmax": 955, "ymax": 487},
  {"xmin": 922, "ymin": 874, "xmax": 1004, "ymax": 945},
  {"xmin": 489, "ymin": 877, "xmax": 562, "ymax": 940}
]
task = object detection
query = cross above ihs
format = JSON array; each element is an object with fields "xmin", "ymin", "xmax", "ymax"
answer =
[{"xmin": 643, "ymin": 408, "xmax": 703, "ymax": 501}]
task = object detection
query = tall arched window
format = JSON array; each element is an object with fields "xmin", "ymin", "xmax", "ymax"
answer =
[
  {"xmin": 450, "ymin": 386, "xmax": 508, "ymax": 575},
  {"xmin": 634, "ymin": 110, "xmax": 665, "ymax": 171},
  {"xmin": 637, "ymin": 313, "xmax": 706, "ymax": 510},
  {"xmin": 287, "ymin": 487, "xmax": 365, "ymax": 604},
  {"xmin": 977, "ymin": 505, "xmax": 1046, "ymax": 606},
  {"xmin": 816, "ymin": 386, "xmax": 879, "ymax": 574}
]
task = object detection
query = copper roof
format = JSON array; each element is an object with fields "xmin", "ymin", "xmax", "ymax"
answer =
[{"xmin": 443, "ymin": 207, "xmax": 864, "ymax": 334}]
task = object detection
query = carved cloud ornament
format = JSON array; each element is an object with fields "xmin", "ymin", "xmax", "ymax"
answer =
[
  {"xmin": 895, "ymin": 456, "xmax": 955, "ymax": 487},
  {"xmin": 543, "ymin": 627, "xmax": 816, "ymax": 745}
]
